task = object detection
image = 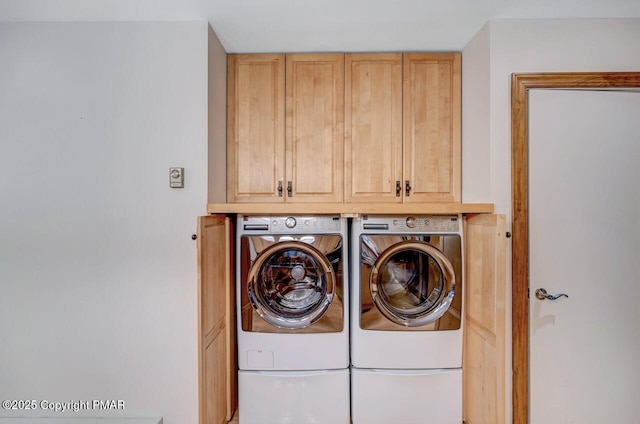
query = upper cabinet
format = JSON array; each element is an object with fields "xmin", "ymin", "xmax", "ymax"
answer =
[
  {"xmin": 403, "ymin": 53, "xmax": 461, "ymax": 203},
  {"xmin": 227, "ymin": 53, "xmax": 344, "ymax": 203},
  {"xmin": 227, "ymin": 54, "xmax": 285, "ymax": 203},
  {"xmin": 226, "ymin": 51, "xmax": 461, "ymax": 205},
  {"xmin": 345, "ymin": 52, "xmax": 461, "ymax": 203},
  {"xmin": 344, "ymin": 53, "xmax": 403, "ymax": 203},
  {"xmin": 286, "ymin": 54, "xmax": 344, "ymax": 203}
]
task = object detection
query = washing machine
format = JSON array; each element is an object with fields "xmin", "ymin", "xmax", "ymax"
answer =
[
  {"xmin": 236, "ymin": 215, "xmax": 350, "ymax": 424},
  {"xmin": 350, "ymin": 215, "xmax": 464, "ymax": 424}
]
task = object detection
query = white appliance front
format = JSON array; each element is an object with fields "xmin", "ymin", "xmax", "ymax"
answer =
[
  {"xmin": 351, "ymin": 327, "xmax": 462, "ymax": 369},
  {"xmin": 350, "ymin": 215, "xmax": 464, "ymax": 369},
  {"xmin": 238, "ymin": 332, "xmax": 349, "ymax": 370},
  {"xmin": 237, "ymin": 215, "xmax": 349, "ymax": 371},
  {"xmin": 351, "ymin": 368, "xmax": 462, "ymax": 424},
  {"xmin": 239, "ymin": 369, "xmax": 350, "ymax": 424}
]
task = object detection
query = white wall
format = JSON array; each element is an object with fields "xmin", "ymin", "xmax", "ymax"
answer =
[
  {"xmin": 461, "ymin": 22, "xmax": 491, "ymax": 203},
  {"xmin": 462, "ymin": 17, "xmax": 640, "ymax": 421},
  {"xmin": 0, "ymin": 22, "xmax": 209, "ymax": 424}
]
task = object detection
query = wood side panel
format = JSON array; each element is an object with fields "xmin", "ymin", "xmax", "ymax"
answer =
[
  {"xmin": 227, "ymin": 54, "xmax": 285, "ymax": 203},
  {"xmin": 286, "ymin": 53, "xmax": 344, "ymax": 203},
  {"xmin": 463, "ymin": 214, "xmax": 506, "ymax": 424},
  {"xmin": 198, "ymin": 215, "xmax": 236, "ymax": 424},
  {"xmin": 204, "ymin": 333, "xmax": 227, "ymax": 424},
  {"xmin": 224, "ymin": 218, "xmax": 237, "ymax": 421},
  {"xmin": 201, "ymin": 216, "xmax": 227, "ymax": 341},
  {"xmin": 465, "ymin": 324, "xmax": 498, "ymax": 422},
  {"xmin": 510, "ymin": 72, "xmax": 640, "ymax": 424},
  {"xmin": 345, "ymin": 53, "xmax": 403, "ymax": 203},
  {"xmin": 403, "ymin": 53, "xmax": 461, "ymax": 203}
]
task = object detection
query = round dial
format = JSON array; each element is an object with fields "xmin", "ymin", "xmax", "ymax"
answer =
[
  {"xmin": 406, "ymin": 216, "xmax": 417, "ymax": 228},
  {"xmin": 285, "ymin": 217, "xmax": 297, "ymax": 228}
]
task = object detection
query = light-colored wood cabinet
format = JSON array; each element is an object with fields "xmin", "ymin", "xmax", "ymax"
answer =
[
  {"xmin": 345, "ymin": 53, "xmax": 403, "ymax": 203},
  {"xmin": 227, "ymin": 54, "xmax": 285, "ymax": 203},
  {"xmin": 286, "ymin": 54, "xmax": 344, "ymax": 203},
  {"xmin": 404, "ymin": 53, "xmax": 461, "ymax": 203},
  {"xmin": 227, "ymin": 53, "xmax": 344, "ymax": 203},
  {"xmin": 228, "ymin": 52, "xmax": 460, "ymax": 205},
  {"xmin": 198, "ymin": 215, "xmax": 236, "ymax": 424},
  {"xmin": 463, "ymin": 214, "xmax": 507, "ymax": 424},
  {"xmin": 345, "ymin": 52, "xmax": 461, "ymax": 203}
]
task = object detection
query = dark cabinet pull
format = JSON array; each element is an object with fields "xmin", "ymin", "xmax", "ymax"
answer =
[
  {"xmin": 277, "ymin": 181, "xmax": 283, "ymax": 197},
  {"xmin": 405, "ymin": 180, "xmax": 411, "ymax": 197},
  {"xmin": 395, "ymin": 181, "xmax": 401, "ymax": 197},
  {"xmin": 287, "ymin": 181, "xmax": 292, "ymax": 197}
]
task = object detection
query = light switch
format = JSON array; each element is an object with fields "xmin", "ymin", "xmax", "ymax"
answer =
[{"xmin": 169, "ymin": 167, "xmax": 184, "ymax": 188}]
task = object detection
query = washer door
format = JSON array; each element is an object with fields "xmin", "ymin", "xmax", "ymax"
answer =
[
  {"xmin": 370, "ymin": 240, "xmax": 455, "ymax": 327},
  {"xmin": 247, "ymin": 241, "xmax": 336, "ymax": 329}
]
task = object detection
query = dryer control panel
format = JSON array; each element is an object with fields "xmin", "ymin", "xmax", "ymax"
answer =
[{"xmin": 361, "ymin": 215, "xmax": 460, "ymax": 233}]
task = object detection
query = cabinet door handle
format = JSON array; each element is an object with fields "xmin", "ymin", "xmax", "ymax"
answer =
[
  {"xmin": 396, "ymin": 181, "xmax": 401, "ymax": 197},
  {"xmin": 277, "ymin": 181, "xmax": 283, "ymax": 197},
  {"xmin": 287, "ymin": 181, "xmax": 292, "ymax": 197},
  {"xmin": 405, "ymin": 180, "xmax": 412, "ymax": 197}
]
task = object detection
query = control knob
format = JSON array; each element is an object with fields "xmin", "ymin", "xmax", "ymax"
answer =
[{"xmin": 285, "ymin": 217, "xmax": 297, "ymax": 228}]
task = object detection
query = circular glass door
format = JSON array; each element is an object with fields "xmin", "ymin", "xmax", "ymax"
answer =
[
  {"xmin": 247, "ymin": 241, "xmax": 335, "ymax": 329},
  {"xmin": 370, "ymin": 240, "xmax": 455, "ymax": 327}
]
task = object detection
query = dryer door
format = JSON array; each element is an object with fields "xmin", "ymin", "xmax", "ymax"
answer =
[
  {"xmin": 370, "ymin": 240, "xmax": 455, "ymax": 327},
  {"xmin": 247, "ymin": 241, "xmax": 336, "ymax": 329}
]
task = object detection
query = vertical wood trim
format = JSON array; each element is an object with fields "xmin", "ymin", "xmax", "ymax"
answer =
[
  {"xmin": 344, "ymin": 54, "xmax": 353, "ymax": 203},
  {"xmin": 511, "ymin": 73, "xmax": 529, "ymax": 424},
  {"xmin": 226, "ymin": 56, "xmax": 238, "ymax": 204},
  {"xmin": 197, "ymin": 217, "xmax": 204, "ymax": 424},
  {"xmin": 511, "ymin": 72, "xmax": 640, "ymax": 424},
  {"xmin": 225, "ymin": 218, "xmax": 237, "ymax": 421},
  {"xmin": 451, "ymin": 53, "xmax": 462, "ymax": 202}
]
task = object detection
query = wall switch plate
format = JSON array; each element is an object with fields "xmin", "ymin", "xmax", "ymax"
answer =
[{"xmin": 169, "ymin": 167, "xmax": 184, "ymax": 188}]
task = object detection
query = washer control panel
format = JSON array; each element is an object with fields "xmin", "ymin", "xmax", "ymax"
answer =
[
  {"xmin": 241, "ymin": 215, "xmax": 343, "ymax": 233},
  {"xmin": 363, "ymin": 215, "xmax": 460, "ymax": 232}
]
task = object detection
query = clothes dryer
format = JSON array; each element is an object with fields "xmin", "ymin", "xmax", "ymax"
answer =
[
  {"xmin": 237, "ymin": 215, "xmax": 349, "ymax": 424},
  {"xmin": 350, "ymin": 215, "xmax": 464, "ymax": 424}
]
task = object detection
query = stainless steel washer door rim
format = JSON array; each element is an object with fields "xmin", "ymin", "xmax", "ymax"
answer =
[
  {"xmin": 370, "ymin": 240, "xmax": 455, "ymax": 327},
  {"xmin": 247, "ymin": 241, "xmax": 336, "ymax": 329}
]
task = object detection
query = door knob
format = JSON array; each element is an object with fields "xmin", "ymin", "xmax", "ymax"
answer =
[{"xmin": 535, "ymin": 288, "xmax": 569, "ymax": 301}]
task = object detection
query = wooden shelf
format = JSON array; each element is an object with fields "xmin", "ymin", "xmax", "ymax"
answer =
[{"xmin": 207, "ymin": 203, "xmax": 494, "ymax": 215}]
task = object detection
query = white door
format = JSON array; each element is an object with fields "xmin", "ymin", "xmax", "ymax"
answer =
[{"xmin": 529, "ymin": 89, "xmax": 640, "ymax": 423}]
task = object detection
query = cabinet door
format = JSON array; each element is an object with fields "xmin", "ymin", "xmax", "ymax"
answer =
[
  {"xmin": 286, "ymin": 54, "xmax": 344, "ymax": 203},
  {"xmin": 463, "ymin": 214, "xmax": 506, "ymax": 424},
  {"xmin": 227, "ymin": 54, "xmax": 285, "ymax": 203},
  {"xmin": 198, "ymin": 215, "xmax": 236, "ymax": 424},
  {"xmin": 403, "ymin": 53, "xmax": 461, "ymax": 203},
  {"xmin": 345, "ymin": 53, "xmax": 403, "ymax": 203}
]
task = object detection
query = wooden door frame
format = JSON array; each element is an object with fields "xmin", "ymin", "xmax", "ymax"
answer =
[{"xmin": 511, "ymin": 71, "xmax": 640, "ymax": 424}]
